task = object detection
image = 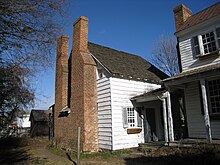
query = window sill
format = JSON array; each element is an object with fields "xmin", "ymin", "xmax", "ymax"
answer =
[
  {"xmin": 197, "ymin": 50, "xmax": 220, "ymax": 60},
  {"xmin": 210, "ymin": 114, "xmax": 220, "ymax": 120},
  {"xmin": 127, "ymin": 128, "xmax": 142, "ymax": 134}
]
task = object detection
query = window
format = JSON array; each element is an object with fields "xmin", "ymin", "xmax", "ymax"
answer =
[
  {"xmin": 192, "ymin": 27, "xmax": 220, "ymax": 57},
  {"xmin": 122, "ymin": 107, "xmax": 142, "ymax": 128},
  {"xmin": 201, "ymin": 31, "xmax": 216, "ymax": 54},
  {"xmin": 127, "ymin": 107, "xmax": 135, "ymax": 127},
  {"xmin": 208, "ymin": 79, "xmax": 220, "ymax": 115}
]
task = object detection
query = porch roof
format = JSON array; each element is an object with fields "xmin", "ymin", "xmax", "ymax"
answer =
[
  {"xmin": 163, "ymin": 63, "xmax": 220, "ymax": 86},
  {"xmin": 131, "ymin": 87, "xmax": 166, "ymax": 102}
]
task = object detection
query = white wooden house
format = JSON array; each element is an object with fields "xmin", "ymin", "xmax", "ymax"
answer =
[
  {"xmin": 164, "ymin": 3, "xmax": 220, "ymax": 142},
  {"xmin": 132, "ymin": 2, "xmax": 220, "ymax": 144},
  {"xmin": 89, "ymin": 43, "xmax": 167, "ymax": 150},
  {"xmin": 53, "ymin": 16, "xmax": 168, "ymax": 151}
]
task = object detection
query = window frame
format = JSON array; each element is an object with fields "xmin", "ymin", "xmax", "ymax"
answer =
[
  {"xmin": 207, "ymin": 78, "xmax": 220, "ymax": 115},
  {"xmin": 127, "ymin": 107, "xmax": 136, "ymax": 128},
  {"xmin": 192, "ymin": 27, "xmax": 220, "ymax": 57},
  {"xmin": 122, "ymin": 107, "xmax": 142, "ymax": 129}
]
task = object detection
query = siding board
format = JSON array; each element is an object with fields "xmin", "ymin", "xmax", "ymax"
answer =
[{"xmin": 97, "ymin": 77, "xmax": 112, "ymax": 150}]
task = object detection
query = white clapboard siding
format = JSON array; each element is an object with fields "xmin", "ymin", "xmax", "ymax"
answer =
[
  {"xmin": 97, "ymin": 77, "xmax": 112, "ymax": 150},
  {"xmin": 185, "ymin": 81, "xmax": 220, "ymax": 139},
  {"xmin": 179, "ymin": 36, "xmax": 220, "ymax": 71},
  {"xmin": 185, "ymin": 81, "xmax": 207, "ymax": 138},
  {"xmin": 110, "ymin": 77, "xmax": 161, "ymax": 150}
]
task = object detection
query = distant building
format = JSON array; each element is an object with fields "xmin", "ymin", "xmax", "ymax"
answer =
[
  {"xmin": 29, "ymin": 109, "xmax": 51, "ymax": 137},
  {"xmin": 17, "ymin": 113, "xmax": 31, "ymax": 128}
]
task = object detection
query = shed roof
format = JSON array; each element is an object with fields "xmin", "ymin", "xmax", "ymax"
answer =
[
  {"xmin": 30, "ymin": 110, "xmax": 51, "ymax": 122},
  {"xmin": 177, "ymin": 2, "xmax": 220, "ymax": 32},
  {"xmin": 163, "ymin": 63, "xmax": 220, "ymax": 83},
  {"xmin": 88, "ymin": 42, "xmax": 168, "ymax": 83}
]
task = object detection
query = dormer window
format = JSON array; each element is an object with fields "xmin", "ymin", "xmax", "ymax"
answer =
[{"xmin": 192, "ymin": 27, "xmax": 220, "ymax": 57}]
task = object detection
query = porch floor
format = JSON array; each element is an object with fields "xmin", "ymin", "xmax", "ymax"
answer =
[{"xmin": 139, "ymin": 138, "xmax": 220, "ymax": 148}]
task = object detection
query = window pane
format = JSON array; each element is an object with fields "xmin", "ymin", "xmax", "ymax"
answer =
[
  {"xmin": 202, "ymin": 31, "xmax": 217, "ymax": 54},
  {"xmin": 127, "ymin": 107, "xmax": 136, "ymax": 128}
]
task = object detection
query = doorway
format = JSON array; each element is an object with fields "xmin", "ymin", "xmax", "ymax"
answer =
[{"xmin": 144, "ymin": 108, "xmax": 158, "ymax": 142}]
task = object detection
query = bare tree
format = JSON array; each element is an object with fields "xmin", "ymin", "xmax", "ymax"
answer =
[
  {"xmin": 0, "ymin": 0, "xmax": 69, "ymax": 135},
  {"xmin": 0, "ymin": 0, "xmax": 68, "ymax": 70},
  {"xmin": 151, "ymin": 35, "xmax": 180, "ymax": 76}
]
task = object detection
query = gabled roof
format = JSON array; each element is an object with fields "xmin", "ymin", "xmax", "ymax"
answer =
[
  {"xmin": 178, "ymin": 2, "xmax": 220, "ymax": 32},
  {"xmin": 29, "ymin": 110, "xmax": 51, "ymax": 122},
  {"xmin": 88, "ymin": 42, "xmax": 168, "ymax": 83}
]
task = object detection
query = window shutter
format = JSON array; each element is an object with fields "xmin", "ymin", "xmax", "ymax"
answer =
[
  {"xmin": 216, "ymin": 27, "xmax": 220, "ymax": 48},
  {"xmin": 122, "ymin": 107, "xmax": 128, "ymax": 128},
  {"xmin": 137, "ymin": 109, "xmax": 142, "ymax": 127},
  {"xmin": 192, "ymin": 36, "xmax": 200, "ymax": 57}
]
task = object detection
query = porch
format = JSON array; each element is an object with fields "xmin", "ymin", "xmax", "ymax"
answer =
[{"xmin": 139, "ymin": 138, "xmax": 220, "ymax": 148}]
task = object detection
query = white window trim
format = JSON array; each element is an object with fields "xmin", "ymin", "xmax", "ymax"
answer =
[
  {"xmin": 122, "ymin": 107, "xmax": 142, "ymax": 129},
  {"xmin": 127, "ymin": 107, "xmax": 137, "ymax": 128},
  {"xmin": 193, "ymin": 27, "xmax": 220, "ymax": 57}
]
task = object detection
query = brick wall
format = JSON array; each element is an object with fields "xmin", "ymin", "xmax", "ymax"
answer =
[
  {"xmin": 173, "ymin": 4, "xmax": 192, "ymax": 31},
  {"xmin": 54, "ymin": 16, "xmax": 99, "ymax": 152}
]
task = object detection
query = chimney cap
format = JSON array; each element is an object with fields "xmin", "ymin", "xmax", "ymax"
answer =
[
  {"xmin": 73, "ymin": 16, "xmax": 89, "ymax": 26},
  {"xmin": 173, "ymin": 4, "xmax": 192, "ymax": 15},
  {"xmin": 58, "ymin": 35, "xmax": 69, "ymax": 41}
]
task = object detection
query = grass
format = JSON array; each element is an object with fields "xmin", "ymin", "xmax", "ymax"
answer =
[{"xmin": 47, "ymin": 145, "xmax": 133, "ymax": 160}]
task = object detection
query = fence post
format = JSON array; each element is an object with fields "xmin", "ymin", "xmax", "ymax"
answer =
[{"xmin": 77, "ymin": 127, "xmax": 81, "ymax": 165}]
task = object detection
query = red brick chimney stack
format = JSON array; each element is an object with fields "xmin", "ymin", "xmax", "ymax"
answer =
[
  {"xmin": 71, "ymin": 16, "xmax": 99, "ymax": 152},
  {"xmin": 173, "ymin": 4, "xmax": 192, "ymax": 31},
  {"xmin": 73, "ymin": 16, "xmax": 89, "ymax": 53},
  {"xmin": 54, "ymin": 35, "xmax": 69, "ymax": 139},
  {"xmin": 55, "ymin": 35, "xmax": 69, "ymax": 110}
]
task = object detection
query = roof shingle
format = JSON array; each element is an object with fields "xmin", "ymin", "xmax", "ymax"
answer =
[{"xmin": 88, "ymin": 42, "xmax": 168, "ymax": 83}]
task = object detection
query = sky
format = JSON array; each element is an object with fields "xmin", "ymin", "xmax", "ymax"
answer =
[{"xmin": 33, "ymin": 0, "xmax": 219, "ymax": 110}]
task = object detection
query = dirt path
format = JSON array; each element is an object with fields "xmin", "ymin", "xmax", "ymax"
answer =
[
  {"xmin": 1, "ymin": 137, "xmax": 220, "ymax": 165},
  {"xmin": 0, "ymin": 137, "xmax": 72, "ymax": 165}
]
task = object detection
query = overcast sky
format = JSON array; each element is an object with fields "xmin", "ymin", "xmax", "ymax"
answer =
[{"xmin": 33, "ymin": 0, "xmax": 219, "ymax": 110}]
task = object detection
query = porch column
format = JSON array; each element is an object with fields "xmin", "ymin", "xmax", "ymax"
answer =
[
  {"xmin": 200, "ymin": 79, "xmax": 212, "ymax": 143},
  {"xmin": 166, "ymin": 91, "xmax": 174, "ymax": 141},
  {"xmin": 162, "ymin": 98, "xmax": 169, "ymax": 143}
]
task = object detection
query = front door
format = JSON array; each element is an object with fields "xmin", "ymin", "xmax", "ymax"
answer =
[{"xmin": 144, "ymin": 108, "xmax": 158, "ymax": 142}]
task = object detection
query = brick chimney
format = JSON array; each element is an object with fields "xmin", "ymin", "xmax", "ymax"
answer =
[
  {"xmin": 173, "ymin": 4, "xmax": 192, "ymax": 31},
  {"xmin": 71, "ymin": 16, "xmax": 98, "ymax": 152},
  {"xmin": 54, "ymin": 35, "xmax": 69, "ymax": 139},
  {"xmin": 72, "ymin": 16, "xmax": 89, "ymax": 53}
]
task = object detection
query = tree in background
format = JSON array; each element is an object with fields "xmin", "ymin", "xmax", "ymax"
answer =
[
  {"xmin": 0, "ymin": 0, "xmax": 68, "ymax": 135},
  {"xmin": 151, "ymin": 35, "xmax": 180, "ymax": 77}
]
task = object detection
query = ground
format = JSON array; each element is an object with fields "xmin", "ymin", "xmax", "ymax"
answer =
[{"xmin": 0, "ymin": 136, "xmax": 220, "ymax": 165}]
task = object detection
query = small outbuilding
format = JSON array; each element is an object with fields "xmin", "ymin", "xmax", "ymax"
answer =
[{"xmin": 29, "ymin": 109, "xmax": 51, "ymax": 137}]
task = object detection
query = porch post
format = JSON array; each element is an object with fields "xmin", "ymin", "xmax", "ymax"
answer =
[
  {"xmin": 200, "ymin": 79, "xmax": 212, "ymax": 143},
  {"xmin": 162, "ymin": 98, "xmax": 169, "ymax": 143},
  {"xmin": 166, "ymin": 91, "xmax": 174, "ymax": 141}
]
